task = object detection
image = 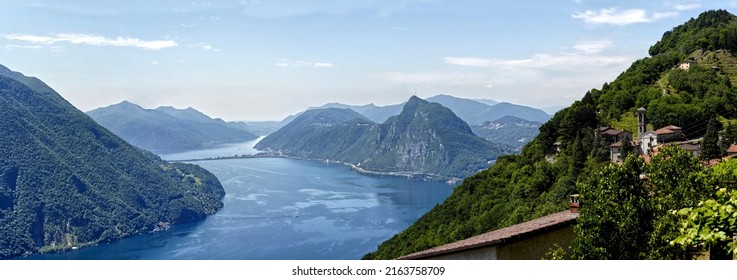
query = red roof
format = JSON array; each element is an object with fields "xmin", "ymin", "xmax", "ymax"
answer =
[
  {"xmin": 398, "ymin": 211, "xmax": 579, "ymax": 260},
  {"xmin": 728, "ymin": 144, "xmax": 737, "ymax": 154},
  {"xmin": 678, "ymin": 143, "xmax": 700, "ymax": 151},
  {"xmin": 655, "ymin": 125, "xmax": 682, "ymax": 135}
]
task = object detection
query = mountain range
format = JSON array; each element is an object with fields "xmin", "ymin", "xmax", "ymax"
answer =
[
  {"xmin": 0, "ymin": 65, "xmax": 225, "ymax": 259},
  {"xmin": 87, "ymin": 102, "xmax": 258, "ymax": 154},
  {"xmin": 471, "ymin": 116, "xmax": 542, "ymax": 149},
  {"xmin": 280, "ymin": 94, "xmax": 550, "ymax": 128},
  {"xmin": 256, "ymin": 96, "xmax": 514, "ymax": 180}
]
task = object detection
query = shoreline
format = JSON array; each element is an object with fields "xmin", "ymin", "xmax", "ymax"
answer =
[{"xmin": 171, "ymin": 152, "xmax": 462, "ymax": 184}]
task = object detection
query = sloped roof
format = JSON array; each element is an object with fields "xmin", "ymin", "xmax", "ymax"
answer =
[
  {"xmin": 678, "ymin": 143, "xmax": 700, "ymax": 151},
  {"xmin": 657, "ymin": 125, "xmax": 682, "ymax": 132},
  {"xmin": 728, "ymin": 144, "xmax": 737, "ymax": 154},
  {"xmin": 398, "ymin": 211, "xmax": 579, "ymax": 260},
  {"xmin": 610, "ymin": 140, "xmax": 637, "ymax": 148},
  {"xmin": 655, "ymin": 127, "xmax": 678, "ymax": 135}
]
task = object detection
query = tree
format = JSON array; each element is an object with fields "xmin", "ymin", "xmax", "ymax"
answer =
[
  {"xmin": 720, "ymin": 122, "xmax": 737, "ymax": 151},
  {"xmin": 645, "ymin": 145, "xmax": 707, "ymax": 259},
  {"xmin": 673, "ymin": 188, "xmax": 737, "ymax": 259},
  {"xmin": 701, "ymin": 117, "xmax": 722, "ymax": 160},
  {"xmin": 619, "ymin": 134, "xmax": 634, "ymax": 161},
  {"xmin": 572, "ymin": 155, "xmax": 652, "ymax": 259},
  {"xmin": 672, "ymin": 159, "xmax": 737, "ymax": 259}
]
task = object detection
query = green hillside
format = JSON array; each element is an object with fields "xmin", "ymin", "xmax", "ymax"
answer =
[
  {"xmin": 364, "ymin": 9, "xmax": 737, "ymax": 260},
  {"xmin": 0, "ymin": 65, "xmax": 225, "ymax": 259}
]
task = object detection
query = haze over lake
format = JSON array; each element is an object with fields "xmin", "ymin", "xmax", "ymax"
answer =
[{"xmin": 20, "ymin": 142, "xmax": 452, "ymax": 259}]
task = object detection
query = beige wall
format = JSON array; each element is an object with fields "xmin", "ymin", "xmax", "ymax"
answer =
[
  {"xmin": 425, "ymin": 246, "xmax": 498, "ymax": 260},
  {"xmin": 498, "ymin": 226, "xmax": 575, "ymax": 260},
  {"xmin": 420, "ymin": 225, "xmax": 575, "ymax": 260}
]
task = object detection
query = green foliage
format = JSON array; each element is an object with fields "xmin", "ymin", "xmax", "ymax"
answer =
[
  {"xmin": 0, "ymin": 68, "xmax": 225, "ymax": 259},
  {"xmin": 572, "ymin": 146, "xmax": 708, "ymax": 259},
  {"xmin": 649, "ymin": 10, "xmax": 737, "ymax": 56},
  {"xmin": 672, "ymin": 159, "xmax": 737, "ymax": 259},
  {"xmin": 720, "ymin": 121, "xmax": 737, "ymax": 151},
  {"xmin": 542, "ymin": 243, "xmax": 567, "ymax": 260},
  {"xmin": 701, "ymin": 117, "xmax": 723, "ymax": 160},
  {"xmin": 572, "ymin": 156, "xmax": 650, "ymax": 259}
]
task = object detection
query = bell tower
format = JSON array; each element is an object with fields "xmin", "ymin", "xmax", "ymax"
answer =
[{"xmin": 637, "ymin": 107, "xmax": 647, "ymax": 136}]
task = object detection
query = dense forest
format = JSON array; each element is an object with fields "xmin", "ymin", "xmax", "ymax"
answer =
[
  {"xmin": 364, "ymin": 10, "xmax": 737, "ymax": 260},
  {"xmin": 0, "ymin": 65, "xmax": 225, "ymax": 259}
]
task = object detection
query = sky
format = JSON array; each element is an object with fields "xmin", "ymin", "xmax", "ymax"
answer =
[{"xmin": 1, "ymin": 0, "xmax": 735, "ymax": 121}]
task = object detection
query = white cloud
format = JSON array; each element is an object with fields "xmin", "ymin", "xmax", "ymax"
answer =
[
  {"xmin": 674, "ymin": 3, "xmax": 701, "ymax": 11},
  {"xmin": 444, "ymin": 53, "xmax": 630, "ymax": 70},
  {"xmin": 2, "ymin": 45, "xmax": 44, "ymax": 51},
  {"xmin": 572, "ymin": 39, "xmax": 612, "ymax": 54},
  {"xmin": 313, "ymin": 62, "xmax": 337, "ymax": 68},
  {"xmin": 379, "ymin": 41, "xmax": 632, "ymax": 99},
  {"xmin": 4, "ymin": 33, "xmax": 177, "ymax": 50},
  {"xmin": 188, "ymin": 42, "xmax": 220, "ymax": 51},
  {"xmin": 275, "ymin": 59, "xmax": 338, "ymax": 68},
  {"xmin": 653, "ymin": 11, "xmax": 679, "ymax": 20},
  {"xmin": 571, "ymin": 8, "xmax": 676, "ymax": 25}
]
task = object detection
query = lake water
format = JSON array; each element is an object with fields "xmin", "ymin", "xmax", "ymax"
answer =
[{"xmin": 21, "ymin": 141, "xmax": 453, "ymax": 260}]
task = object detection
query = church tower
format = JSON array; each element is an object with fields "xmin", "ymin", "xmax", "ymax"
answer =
[{"xmin": 637, "ymin": 107, "xmax": 647, "ymax": 136}]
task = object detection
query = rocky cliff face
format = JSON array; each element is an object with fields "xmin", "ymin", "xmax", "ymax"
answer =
[{"xmin": 256, "ymin": 96, "xmax": 512, "ymax": 180}]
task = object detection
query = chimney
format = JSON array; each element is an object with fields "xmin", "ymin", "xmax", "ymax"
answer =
[{"xmin": 569, "ymin": 194, "xmax": 580, "ymax": 213}]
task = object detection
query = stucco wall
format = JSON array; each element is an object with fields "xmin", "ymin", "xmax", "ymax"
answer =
[
  {"xmin": 498, "ymin": 226, "xmax": 575, "ymax": 260},
  {"xmin": 424, "ymin": 246, "xmax": 498, "ymax": 260},
  {"xmin": 420, "ymin": 225, "xmax": 575, "ymax": 260}
]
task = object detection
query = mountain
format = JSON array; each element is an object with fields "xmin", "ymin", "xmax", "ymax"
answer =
[
  {"xmin": 427, "ymin": 95, "xmax": 551, "ymax": 124},
  {"xmin": 87, "ymin": 102, "xmax": 258, "ymax": 154},
  {"xmin": 364, "ymin": 10, "xmax": 737, "ymax": 259},
  {"xmin": 291, "ymin": 102, "xmax": 403, "ymax": 124},
  {"xmin": 237, "ymin": 121, "xmax": 281, "ymax": 136},
  {"xmin": 472, "ymin": 98, "xmax": 498, "ymax": 106},
  {"xmin": 471, "ymin": 116, "xmax": 542, "ymax": 149},
  {"xmin": 280, "ymin": 94, "xmax": 549, "ymax": 130},
  {"xmin": 256, "ymin": 96, "xmax": 513, "ymax": 180},
  {"xmin": 0, "ymin": 65, "xmax": 225, "ymax": 259},
  {"xmin": 256, "ymin": 107, "xmax": 373, "ymax": 155}
]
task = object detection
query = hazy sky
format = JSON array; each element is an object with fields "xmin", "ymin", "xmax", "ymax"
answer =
[{"xmin": 1, "ymin": 1, "xmax": 734, "ymax": 121}]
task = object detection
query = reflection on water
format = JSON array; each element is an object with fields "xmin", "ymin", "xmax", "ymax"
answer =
[{"xmin": 22, "ymin": 150, "xmax": 453, "ymax": 259}]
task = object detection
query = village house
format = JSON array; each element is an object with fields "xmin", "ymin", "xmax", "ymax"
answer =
[
  {"xmin": 609, "ymin": 140, "xmax": 638, "ymax": 163},
  {"xmin": 679, "ymin": 59, "xmax": 697, "ymax": 71},
  {"xmin": 598, "ymin": 126, "xmax": 632, "ymax": 143},
  {"xmin": 398, "ymin": 196, "xmax": 581, "ymax": 260}
]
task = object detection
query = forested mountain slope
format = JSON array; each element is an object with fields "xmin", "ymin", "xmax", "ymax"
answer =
[{"xmin": 0, "ymin": 65, "xmax": 225, "ymax": 259}]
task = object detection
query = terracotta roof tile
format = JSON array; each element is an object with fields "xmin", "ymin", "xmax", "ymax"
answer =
[
  {"xmin": 398, "ymin": 211, "xmax": 579, "ymax": 260},
  {"xmin": 728, "ymin": 144, "xmax": 737, "ymax": 154}
]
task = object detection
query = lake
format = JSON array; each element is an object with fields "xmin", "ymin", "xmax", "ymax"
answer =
[{"xmin": 21, "ymin": 140, "xmax": 453, "ymax": 260}]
